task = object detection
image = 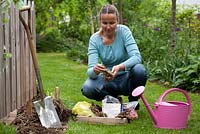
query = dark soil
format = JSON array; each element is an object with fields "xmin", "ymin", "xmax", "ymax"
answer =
[
  {"xmin": 11, "ymin": 98, "xmax": 72, "ymax": 134},
  {"xmin": 90, "ymin": 103, "xmax": 106, "ymax": 117},
  {"xmin": 90, "ymin": 103, "xmax": 133, "ymax": 121}
]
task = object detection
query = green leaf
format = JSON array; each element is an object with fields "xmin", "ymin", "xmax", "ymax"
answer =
[{"xmin": 3, "ymin": 53, "xmax": 12, "ymax": 58}]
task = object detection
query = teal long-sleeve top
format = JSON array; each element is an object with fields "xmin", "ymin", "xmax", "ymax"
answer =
[{"xmin": 87, "ymin": 24, "xmax": 142, "ymax": 79}]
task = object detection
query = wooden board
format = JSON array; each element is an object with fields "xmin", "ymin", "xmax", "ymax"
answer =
[
  {"xmin": 76, "ymin": 116, "xmax": 128, "ymax": 125},
  {"xmin": 0, "ymin": 110, "xmax": 17, "ymax": 125}
]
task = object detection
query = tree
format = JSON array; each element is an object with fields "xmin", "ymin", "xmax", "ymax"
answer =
[
  {"xmin": 117, "ymin": 0, "xmax": 123, "ymax": 24},
  {"xmin": 88, "ymin": 0, "xmax": 94, "ymax": 34},
  {"xmin": 170, "ymin": 0, "xmax": 176, "ymax": 48}
]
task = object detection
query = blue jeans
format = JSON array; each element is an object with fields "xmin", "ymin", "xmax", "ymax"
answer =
[{"xmin": 81, "ymin": 64, "xmax": 147, "ymax": 102}]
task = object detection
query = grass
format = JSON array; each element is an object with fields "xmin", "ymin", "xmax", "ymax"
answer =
[
  {"xmin": 1, "ymin": 53, "xmax": 200, "ymax": 134},
  {"xmin": 0, "ymin": 123, "xmax": 16, "ymax": 134}
]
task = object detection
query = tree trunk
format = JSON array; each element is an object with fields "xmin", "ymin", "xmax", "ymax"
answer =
[
  {"xmin": 170, "ymin": 0, "xmax": 176, "ymax": 49},
  {"xmin": 88, "ymin": 0, "xmax": 94, "ymax": 34},
  {"xmin": 118, "ymin": 0, "xmax": 123, "ymax": 24},
  {"xmin": 94, "ymin": 1, "xmax": 99, "ymax": 30},
  {"xmin": 112, "ymin": 0, "xmax": 114, "ymax": 5}
]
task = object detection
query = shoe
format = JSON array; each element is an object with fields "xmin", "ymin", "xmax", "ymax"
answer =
[
  {"xmin": 126, "ymin": 108, "xmax": 138, "ymax": 120},
  {"xmin": 135, "ymin": 103, "xmax": 140, "ymax": 110}
]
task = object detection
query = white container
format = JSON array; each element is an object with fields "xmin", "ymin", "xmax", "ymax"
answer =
[{"xmin": 102, "ymin": 103, "xmax": 121, "ymax": 118}]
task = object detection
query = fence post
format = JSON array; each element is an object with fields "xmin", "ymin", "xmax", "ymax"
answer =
[
  {"xmin": 0, "ymin": 6, "xmax": 5, "ymax": 118},
  {"xmin": 15, "ymin": 6, "xmax": 21, "ymax": 109},
  {"xmin": 4, "ymin": 6, "xmax": 12, "ymax": 116},
  {"xmin": 10, "ymin": 2, "xmax": 17, "ymax": 112}
]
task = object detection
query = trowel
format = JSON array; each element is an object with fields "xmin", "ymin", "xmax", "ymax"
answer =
[{"xmin": 19, "ymin": 7, "xmax": 62, "ymax": 128}]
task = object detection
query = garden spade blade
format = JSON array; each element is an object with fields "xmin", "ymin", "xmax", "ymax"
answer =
[{"xmin": 33, "ymin": 96, "xmax": 62, "ymax": 128}]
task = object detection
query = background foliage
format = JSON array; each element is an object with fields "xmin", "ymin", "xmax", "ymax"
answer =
[{"xmin": 33, "ymin": 0, "xmax": 200, "ymax": 92}]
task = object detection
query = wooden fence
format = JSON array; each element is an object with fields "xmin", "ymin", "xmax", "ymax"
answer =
[{"xmin": 0, "ymin": 1, "xmax": 36, "ymax": 119}]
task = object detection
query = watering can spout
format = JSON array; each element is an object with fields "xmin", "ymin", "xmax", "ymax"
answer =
[
  {"xmin": 140, "ymin": 93, "xmax": 158, "ymax": 125},
  {"xmin": 132, "ymin": 86, "xmax": 158, "ymax": 125}
]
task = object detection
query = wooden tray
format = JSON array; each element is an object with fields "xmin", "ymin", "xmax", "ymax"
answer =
[{"xmin": 76, "ymin": 116, "xmax": 128, "ymax": 125}]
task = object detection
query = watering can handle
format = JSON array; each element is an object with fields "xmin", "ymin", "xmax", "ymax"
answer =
[{"xmin": 158, "ymin": 88, "xmax": 191, "ymax": 119}]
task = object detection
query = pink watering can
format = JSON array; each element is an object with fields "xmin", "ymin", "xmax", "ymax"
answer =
[{"xmin": 132, "ymin": 86, "xmax": 191, "ymax": 129}]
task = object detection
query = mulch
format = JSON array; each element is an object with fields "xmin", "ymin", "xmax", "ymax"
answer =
[{"xmin": 11, "ymin": 97, "xmax": 72, "ymax": 134}]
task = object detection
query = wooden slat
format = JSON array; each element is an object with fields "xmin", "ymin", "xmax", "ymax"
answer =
[
  {"xmin": 16, "ymin": 9, "xmax": 21, "ymax": 109},
  {"xmin": 0, "ymin": 6, "xmax": 2, "ymax": 118},
  {"xmin": 0, "ymin": 6, "xmax": 6, "ymax": 118},
  {"xmin": 24, "ymin": 8, "xmax": 30, "ymax": 102},
  {"xmin": 19, "ymin": 10, "xmax": 25, "ymax": 106},
  {"xmin": 20, "ymin": 12, "xmax": 25, "ymax": 106},
  {"xmin": 31, "ymin": 1, "xmax": 36, "ymax": 98},
  {"xmin": 23, "ymin": 0, "xmax": 28, "ymax": 105},
  {"xmin": 10, "ymin": 3, "xmax": 17, "ymax": 111},
  {"xmin": 4, "ymin": 10, "xmax": 11, "ymax": 115}
]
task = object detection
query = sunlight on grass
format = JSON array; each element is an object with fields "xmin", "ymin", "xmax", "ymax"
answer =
[{"xmin": 37, "ymin": 53, "xmax": 200, "ymax": 134}]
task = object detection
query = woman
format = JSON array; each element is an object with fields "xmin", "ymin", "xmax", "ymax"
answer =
[{"xmin": 81, "ymin": 4, "xmax": 147, "ymax": 119}]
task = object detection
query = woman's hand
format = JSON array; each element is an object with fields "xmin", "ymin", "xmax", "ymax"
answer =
[
  {"xmin": 112, "ymin": 64, "xmax": 125, "ymax": 78},
  {"xmin": 93, "ymin": 64, "xmax": 106, "ymax": 75},
  {"xmin": 93, "ymin": 64, "xmax": 114, "ymax": 81}
]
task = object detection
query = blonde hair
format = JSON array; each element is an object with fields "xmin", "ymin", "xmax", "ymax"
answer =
[{"xmin": 99, "ymin": 4, "xmax": 119, "ymax": 22}]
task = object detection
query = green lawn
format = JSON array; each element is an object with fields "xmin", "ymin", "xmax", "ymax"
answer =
[{"xmin": 1, "ymin": 53, "xmax": 200, "ymax": 134}]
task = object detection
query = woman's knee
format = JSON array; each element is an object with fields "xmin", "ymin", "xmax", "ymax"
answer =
[
  {"xmin": 81, "ymin": 81, "xmax": 95, "ymax": 98},
  {"xmin": 131, "ymin": 64, "xmax": 147, "ymax": 77},
  {"xmin": 81, "ymin": 79, "xmax": 105, "ymax": 101},
  {"xmin": 130, "ymin": 64, "xmax": 148, "ymax": 86}
]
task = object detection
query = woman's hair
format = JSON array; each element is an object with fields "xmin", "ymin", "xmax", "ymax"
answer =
[{"xmin": 99, "ymin": 4, "xmax": 119, "ymax": 21}]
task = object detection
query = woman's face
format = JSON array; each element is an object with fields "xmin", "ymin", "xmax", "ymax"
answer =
[{"xmin": 100, "ymin": 13, "xmax": 118, "ymax": 36}]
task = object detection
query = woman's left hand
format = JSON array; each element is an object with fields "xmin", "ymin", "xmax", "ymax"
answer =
[{"xmin": 111, "ymin": 64, "xmax": 125, "ymax": 78}]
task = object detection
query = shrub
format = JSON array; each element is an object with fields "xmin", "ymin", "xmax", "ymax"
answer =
[
  {"xmin": 65, "ymin": 39, "xmax": 88, "ymax": 64},
  {"xmin": 173, "ymin": 55, "xmax": 200, "ymax": 92}
]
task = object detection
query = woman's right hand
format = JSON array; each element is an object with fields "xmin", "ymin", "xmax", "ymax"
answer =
[
  {"xmin": 94, "ymin": 64, "xmax": 114, "ymax": 81},
  {"xmin": 93, "ymin": 64, "xmax": 106, "ymax": 75}
]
